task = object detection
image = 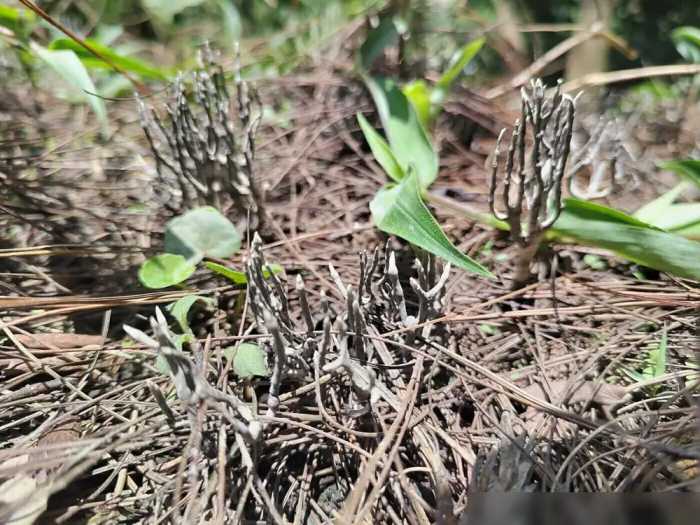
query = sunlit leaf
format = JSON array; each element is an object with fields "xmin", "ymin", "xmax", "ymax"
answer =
[
  {"xmin": 433, "ymin": 36, "xmax": 485, "ymax": 106},
  {"xmin": 551, "ymin": 199, "xmax": 700, "ymax": 281},
  {"xmin": 164, "ymin": 207, "xmax": 241, "ymax": 264},
  {"xmin": 49, "ymin": 38, "xmax": 169, "ymax": 80},
  {"xmin": 357, "ymin": 113, "xmax": 405, "ymax": 183},
  {"xmin": 659, "ymin": 159, "xmax": 700, "ymax": 188},
  {"xmin": 205, "ymin": 261, "xmax": 283, "ymax": 284},
  {"xmin": 634, "ymin": 182, "xmax": 690, "ymax": 224},
  {"xmin": 168, "ymin": 294, "xmax": 214, "ymax": 333},
  {"xmin": 370, "ymin": 171, "xmax": 493, "ymax": 276},
  {"xmin": 364, "ymin": 76, "xmax": 438, "ymax": 189},
  {"xmin": 142, "ymin": 0, "xmax": 207, "ymax": 25},
  {"xmin": 672, "ymin": 26, "xmax": 700, "ymax": 63},
  {"xmin": 224, "ymin": 343, "xmax": 269, "ymax": 379},
  {"xmin": 139, "ymin": 253, "xmax": 196, "ymax": 289},
  {"xmin": 31, "ymin": 44, "xmax": 107, "ymax": 127},
  {"xmin": 402, "ymin": 79, "xmax": 432, "ymax": 130}
]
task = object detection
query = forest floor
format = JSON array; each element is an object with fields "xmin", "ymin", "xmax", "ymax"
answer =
[{"xmin": 1, "ymin": 26, "xmax": 699, "ymax": 524}]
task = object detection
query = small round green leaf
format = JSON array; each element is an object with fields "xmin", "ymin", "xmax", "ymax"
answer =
[
  {"xmin": 164, "ymin": 207, "xmax": 241, "ymax": 263},
  {"xmin": 138, "ymin": 253, "xmax": 196, "ymax": 289},
  {"xmin": 224, "ymin": 343, "xmax": 269, "ymax": 379}
]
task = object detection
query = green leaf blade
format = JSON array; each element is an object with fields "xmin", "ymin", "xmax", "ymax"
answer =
[
  {"xmin": 49, "ymin": 38, "xmax": 169, "ymax": 80},
  {"xmin": 552, "ymin": 199, "xmax": 700, "ymax": 281},
  {"xmin": 225, "ymin": 343, "xmax": 270, "ymax": 379},
  {"xmin": 370, "ymin": 173, "xmax": 493, "ymax": 277},
  {"xmin": 164, "ymin": 207, "xmax": 241, "ymax": 264},
  {"xmin": 363, "ymin": 76, "xmax": 438, "ymax": 189},
  {"xmin": 139, "ymin": 254, "xmax": 196, "ymax": 289},
  {"xmin": 31, "ymin": 44, "xmax": 107, "ymax": 127},
  {"xmin": 357, "ymin": 113, "xmax": 405, "ymax": 183}
]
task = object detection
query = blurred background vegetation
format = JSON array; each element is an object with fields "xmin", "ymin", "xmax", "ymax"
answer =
[{"xmin": 1, "ymin": 0, "xmax": 700, "ymax": 134}]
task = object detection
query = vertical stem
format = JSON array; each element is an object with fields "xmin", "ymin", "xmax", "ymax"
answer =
[{"xmin": 512, "ymin": 232, "xmax": 544, "ymax": 290}]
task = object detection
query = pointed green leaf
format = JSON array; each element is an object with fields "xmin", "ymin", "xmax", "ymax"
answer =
[
  {"xmin": 402, "ymin": 79, "xmax": 432, "ymax": 130},
  {"xmin": 660, "ymin": 159, "xmax": 700, "ymax": 188},
  {"xmin": 436, "ymin": 37, "xmax": 485, "ymax": 93},
  {"xmin": 634, "ymin": 182, "xmax": 691, "ymax": 224},
  {"xmin": 363, "ymin": 76, "xmax": 438, "ymax": 189},
  {"xmin": 370, "ymin": 173, "xmax": 493, "ymax": 277},
  {"xmin": 49, "ymin": 38, "xmax": 169, "ymax": 80},
  {"xmin": 551, "ymin": 198, "xmax": 700, "ymax": 281},
  {"xmin": 138, "ymin": 253, "xmax": 196, "ymax": 289},
  {"xmin": 357, "ymin": 113, "xmax": 405, "ymax": 183},
  {"xmin": 206, "ymin": 261, "xmax": 283, "ymax": 284},
  {"xmin": 31, "ymin": 44, "xmax": 107, "ymax": 127},
  {"xmin": 165, "ymin": 207, "xmax": 241, "ymax": 264}
]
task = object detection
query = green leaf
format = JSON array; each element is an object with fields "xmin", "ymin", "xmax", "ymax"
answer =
[
  {"xmin": 634, "ymin": 182, "xmax": 690, "ymax": 224},
  {"xmin": 142, "ymin": 0, "xmax": 207, "ymax": 25},
  {"xmin": 49, "ymin": 38, "xmax": 169, "ymax": 80},
  {"xmin": 672, "ymin": 26, "xmax": 700, "ymax": 63},
  {"xmin": 31, "ymin": 44, "xmax": 107, "ymax": 127},
  {"xmin": 643, "ymin": 329, "xmax": 668, "ymax": 379},
  {"xmin": 659, "ymin": 159, "xmax": 700, "ymax": 188},
  {"xmin": 225, "ymin": 343, "xmax": 269, "ymax": 379},
  {"xmin": 164, "ymin": 207, "xmax": 241, "ymax": 264},
  {"xmin": 358, "ymin": 17, "xmax": 399, "ymax": 70},
  {"xmin": 551, "ymin": 199, "xmax": 700, "ymax": 281},
  {"xmin": 138, "ymin": 254, "xmax": 196, "ymax": 289},
  {"xmin": 0, "ymin": 4, "xmax": 35, "ymax": 38},
  {"xmin": 357, "ymin": 113, "xmax": 405, "ymax": 183},
  {"xmin": 217, "ymin": 0, "xmax": 242, "ymax": 42},
  {"xmin": 168, "ymin": 294, "xmax": 214, "ymax": 333},
  {"xmin": 370, "ymin": 172, "xmax": 493, "ymax": 277},
  {"xmin": 206, "ymin": 261, "xmax": 283, "ymax": 284},
  {"xmin": 433, "ymin": 37, "xmax": 485, "ymax": 104},
  {"xmin": 205, "ymin": 262, "xmax": 248, "ymax": 284},
  {"xmin": 363, "ymin": 76, "xmax": 438, "ymax": 189},
  {"xmin": 402, "ymin": 79, "xmax": 432, "ymax": 130}
]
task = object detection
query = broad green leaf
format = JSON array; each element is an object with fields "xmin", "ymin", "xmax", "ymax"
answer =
[
  {"xmin": 364, "ymin": 76, "xmax": 438, "ymax": 189},
  {"xmin": 634, "ymin": 182, "xmax": 690, "ymax": 224},
  {"xmin": 139, "ymin": 253, "xmax": 196, "ymax": 289},
  {"xmin": 358, "ymin": 17, "xmax": 399, "ymax": 70},
  {"xmin": 31, "ymin": 44, "xmax": 107, "ymax": 127},
  {"xmin": 672, "ymin": 26, "xmax": 700, "ymax": 63},
  {"xmin": 224, "ymin": 343, "xmax": 269, "ymax": 379},
  {"xmin": 164, "ymin": 207, "xmax": 241, "ymax": 264},
  {"xmin": 433, "ymin": 37, "xmax": 485, "ymax": 104},
  {"xmin": 659, "ymin": 159, "xmax": 700, "ymax": 188},
  {"xmin": 370, "ymin": 172, "xmax": 493, "ymax": 276},
  {"xmin": 357, "ymin": 113, "xmax": 405, "ymax": 183},
  {"xmin": 168, "ymin": 295, "xmax": 214, "ymax": 333},
  {"xmin": 551, "ymin": 198, "xmax": 700, "ymax": 281},
  {"xmin": 142, "ymin": 0, "xmax": 207, "ymax": 25},
  {"xmin": 402, "ymin": 79, "xmax": 432, "ymax": 130},
  {"xmin": 49, "ymin": 38, "xmax": 168, "ymax": 80},
  {"xmin": 206, "ymin": 261, "xmax": 283, "ymax": 284},
  {"xmin": 651, "ymin": 203, "xmax": 700, "ymax": 231}
]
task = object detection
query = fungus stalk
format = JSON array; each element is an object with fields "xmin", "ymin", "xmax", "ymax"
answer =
[{"xmin": 489, "ymin": 79, "xmax": 576, "ymax": 290}]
